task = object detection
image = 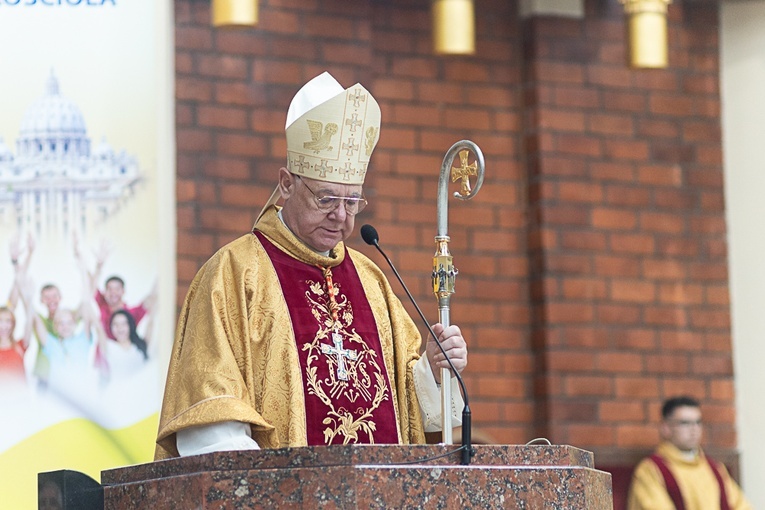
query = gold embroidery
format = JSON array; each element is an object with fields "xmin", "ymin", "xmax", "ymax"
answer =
[
  {"xmin": 364, "ymin": 126, "xmax": 378, "ymax": 157},
  {"xmin": 291, "ymin": 155, "xmax": 310, "ymax": 174},
  {"xmin": 302, "ymin": 275, "xmax": 389, "ymax": 445},
  {"xmin": 303, "ymin": 119, "xmax": 338, "ymax": 153},
  {"xmin": 348, "ymin": 88, "xmax": 366, "ymax": 107},
  {"xmin": 315, "ymin": 159, "xmax": 334, "ymax": 178},
  {"xmin": 338, "ymin": 163, "xmax": 355, "ymax": 181},
  {"xmin": 342, "ymin": 137, "xmax": 359, "ymax": 157},
  {"xmin": 345, "ymin": 113, "xmax": 362, "ymax": 132}
]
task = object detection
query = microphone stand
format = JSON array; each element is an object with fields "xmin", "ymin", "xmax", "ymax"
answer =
[{"xmin": 362, "ymin": 224, "xmax": 475, "ymax": 465}]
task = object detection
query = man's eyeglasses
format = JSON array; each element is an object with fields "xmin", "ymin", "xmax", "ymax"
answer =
[
  {"xmin": 669, "ymin": 419, "xmax": 702, "ymax": 428},
  {"xmin": 297, "ymin": 176, "xmax": 367, "ymax": 215}
]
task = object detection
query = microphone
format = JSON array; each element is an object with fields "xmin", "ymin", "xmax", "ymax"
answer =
[{"xmin": 360, "ymin": 224, "xmax": 474, "ymax": 465}]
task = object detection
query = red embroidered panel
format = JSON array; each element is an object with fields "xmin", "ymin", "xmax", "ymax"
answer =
[{"xmin": 256, "ymin": 232, "xmax": 400, "ymax": 445}]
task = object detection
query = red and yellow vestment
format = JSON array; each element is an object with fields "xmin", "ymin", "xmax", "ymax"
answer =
[{"xmin": 156, "ymin": 207, "xmax": 426, "ymax": 459}]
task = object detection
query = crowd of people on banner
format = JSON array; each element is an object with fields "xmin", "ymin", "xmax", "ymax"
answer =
[{"xmin": 0, "ymin": 233, "xmax": 157, "ymax": 394}]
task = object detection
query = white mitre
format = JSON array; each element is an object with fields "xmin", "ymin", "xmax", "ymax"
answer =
[
  {"xmin": 285, "ymin": 71, "xmax": 381, "ymax": 185},
  {"xmin": 257, "ymin": 72, "xmax": 381, "ymax": 221},
  {"xmin": 285, "ymin": 72, "xmax": 344, "ymax": 131}
]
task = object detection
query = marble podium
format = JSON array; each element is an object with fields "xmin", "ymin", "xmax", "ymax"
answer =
[{"xmin": 80, "ymin": 444, "xmax": 613, "ymax": 509}]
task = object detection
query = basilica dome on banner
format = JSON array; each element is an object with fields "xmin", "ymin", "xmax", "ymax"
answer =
[
  {"xmin": 0, "ymin": 71, "xmax": 142, "ymax": 237},
  {"xmin": 16, "ymin": 72, "xmax": 90, "ymax": 161}
]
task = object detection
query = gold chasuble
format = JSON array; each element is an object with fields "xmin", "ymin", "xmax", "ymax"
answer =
[{"xmin": 156, "ymin": 207, "xmax": 426, "ymax": 459}]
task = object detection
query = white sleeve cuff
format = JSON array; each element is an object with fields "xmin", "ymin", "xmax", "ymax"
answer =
[
  {"xmin": 413, "ymin": 356, "xmax": 464, "ymax": 433},
  {"xmin": 176, "ymin": 421, "xmax": 260, "ymax": 456}
]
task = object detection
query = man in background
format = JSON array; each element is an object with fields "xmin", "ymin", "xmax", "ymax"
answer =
[{"xmin": 628, "ymin": 396, "xmax": 751, "ymax": 509}]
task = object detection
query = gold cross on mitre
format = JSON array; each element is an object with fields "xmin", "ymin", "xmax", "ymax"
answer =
[{"xmin": 451, "ymin": 149, "xmax": 478, "ymax": 196}]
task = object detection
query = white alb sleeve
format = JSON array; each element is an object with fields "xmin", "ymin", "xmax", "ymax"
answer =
[
  {"xmin": 176, "ymin": 421, "xmax": 260, "ymax": 456},
  {"xmin": 413, "ymin": 355, "xmax": 464, "ymax": 433}
]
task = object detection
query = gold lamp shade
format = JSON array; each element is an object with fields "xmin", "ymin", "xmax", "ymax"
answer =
[
  {"xmin": 621, "ymin": 0, "xmax": 672, "ymax": 68},
  {"xmin": 212, "ymin": 0, "xmax": 258, "ymax": 27},
  {"xmin": 432, "ymin": 0, "xmax": 475, "ymax": 55}
]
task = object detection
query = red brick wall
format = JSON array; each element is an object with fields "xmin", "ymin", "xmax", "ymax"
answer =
[
  {"xmin": 174, "ymin": 0, "xmax": 736, "ymax": 460},
  {"xmin": 524, "ymin": 1, "xmax": 734, "ymax": 462}
]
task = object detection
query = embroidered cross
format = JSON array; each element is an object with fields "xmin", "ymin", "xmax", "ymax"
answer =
[
  {"xmin": 322, "ymin": 331, "xmax": 358, "ymax": 381},
  {"xmin": 345, "ymin": 113, "xmax": 362, "ymax": 132},
  {"xmin": 349, "ymin": 89, "xmax": 365, "ymax": 108},
  {"xmin": 339, "ymin": 162, "xmax": 355, "ymax": 181},
  {"xmin": 342, "ymin": 137, "xmax": 359, "ymax": 157},
  {"xmin": 292, "ymin": 155, "xmax": 310, "ymax": 174},
  {"xmin": 316, "ymin": 160, "xmax": 332, "ymax": 178},
  {"xmin": 451, "ymin": 149, "xmax": 478, "ymax": 196}
]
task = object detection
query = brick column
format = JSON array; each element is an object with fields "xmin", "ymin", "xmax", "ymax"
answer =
[{"xmin": 522, "ymin": 1, "xmax": 736, "ymax": 458}]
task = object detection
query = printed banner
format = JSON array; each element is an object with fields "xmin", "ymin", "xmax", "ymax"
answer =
[{"xmin": 0, "ymin": 1, "xmax": 172, "ymax": 507}]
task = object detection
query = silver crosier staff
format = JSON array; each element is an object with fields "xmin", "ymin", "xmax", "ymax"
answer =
[{"xmin": 433, "ymin": 140, "xmax": 485, "ymax": 444}]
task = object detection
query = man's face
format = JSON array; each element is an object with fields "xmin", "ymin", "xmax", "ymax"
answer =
[
  {"xmin": 40, "ymin": 287, "xmax": 61, "ymax": 315},
  {"xmin": 104, "ymin": 280, "xmax": 125, "ymax": 307},
  {"xmin": 280, "ymin": 171, "xmax": 361, "ymax": 253},
  {"xmin": 661, "ymin": 405, "xmax": 703, "ymax": 452}
]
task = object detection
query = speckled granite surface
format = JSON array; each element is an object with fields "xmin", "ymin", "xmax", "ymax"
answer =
[{"xmin": 101, "ymin": 445, "xmax": 613, "ymax": 509}]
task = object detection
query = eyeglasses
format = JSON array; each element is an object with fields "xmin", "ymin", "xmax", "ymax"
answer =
[
  {"xmin": 669, "ymin": 419, "xmax": 702, "ymax": 428},
  {"xmin": 297, "ymin": 176, "xmax": 367, "ymax": 215}
]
